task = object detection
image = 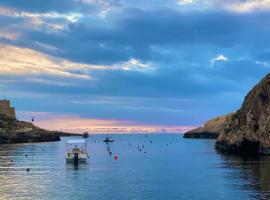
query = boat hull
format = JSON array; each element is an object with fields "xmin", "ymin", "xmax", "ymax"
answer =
[{"xmin": 65, "ymin": 153, "xmax": 88, "ymax": 163}]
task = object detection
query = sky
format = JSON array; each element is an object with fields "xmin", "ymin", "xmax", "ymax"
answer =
[{"xmin": 0, "ymin": 0, "xmax": 270, "ymax": 133}]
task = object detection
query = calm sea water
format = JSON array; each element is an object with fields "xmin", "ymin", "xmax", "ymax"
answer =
[{"xmin": 0, "ymin": 134, "xmax": 270, "ymax": 200}]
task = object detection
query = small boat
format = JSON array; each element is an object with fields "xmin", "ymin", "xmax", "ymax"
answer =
[
  {"xmin": 66, "ymin": 139, "xmax": 88, "ymax": 164},
  {"xmin": 103, "ymin": 137, "xmax": 114, "ymax": 143},
  {"xmin": 82, "ymin": 132, "xmax": 89, "ymax": 138}
]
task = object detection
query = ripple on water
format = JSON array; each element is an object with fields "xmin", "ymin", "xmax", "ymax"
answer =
[{"xmin": 0, "ymin": 135, "xmax": 270, "ymax": 200}]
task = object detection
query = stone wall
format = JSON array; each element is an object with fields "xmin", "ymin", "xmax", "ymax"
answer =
[{"xmin": 0, "ymin": 100, "xmax": 16, "ymax": 119}]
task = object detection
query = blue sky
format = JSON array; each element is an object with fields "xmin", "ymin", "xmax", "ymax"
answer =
[{"xmin": 0, "ymin": 0, "xmax": 270, "ymax": 133}]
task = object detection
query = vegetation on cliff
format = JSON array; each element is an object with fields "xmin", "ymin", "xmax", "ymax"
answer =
[{"xmin": 183, "ymin": 113, "xmax": 233, "ymax": 139}]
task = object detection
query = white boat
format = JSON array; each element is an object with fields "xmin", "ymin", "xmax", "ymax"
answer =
[{"xmin": 65, "ymin": 139, "xmax": 88, "ymax": 163}]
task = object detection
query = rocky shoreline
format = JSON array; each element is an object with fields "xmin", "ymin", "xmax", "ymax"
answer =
[
  {"xmin": 183, "ymin": 131, "xmax": 219, "ymax": 139},
  {"xmin": 0, "ymin": 114, "xmax": 78, "ymax": 144},
  {"xmin": 183, "ymin": 113, "xmax": 234, "ymax": 139},
  {"xmin": 184, "ymin": 73, "xmax": 270, "ymax": 155},
  {"xmin": 215, "ymin": 73, "xmax": 270, "ymax": 154}
]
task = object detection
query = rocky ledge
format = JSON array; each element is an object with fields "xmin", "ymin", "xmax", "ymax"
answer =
[
  {"xmin": 183, "ymin": 113, "xmax": 233, "ymax": 139},
  {"xmin": 0, "ymin": 114, "xmax": 77, "ymax": 144},
  {"xmin": 215, "ymin": 73, "xmax": 270, "ymax": 154}
]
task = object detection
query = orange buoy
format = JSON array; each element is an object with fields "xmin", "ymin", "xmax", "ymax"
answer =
[{"xmin": 114, "ymin": 155, "xmax": 118, "ymax": 160}]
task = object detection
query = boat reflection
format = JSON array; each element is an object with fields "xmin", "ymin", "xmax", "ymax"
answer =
[{"xmin": 66, "ymin": 163, "xmax": 88, "ymax": 170}]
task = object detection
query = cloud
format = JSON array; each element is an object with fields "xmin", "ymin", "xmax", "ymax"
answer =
[
  {"xmin": 225, "ymin": 0, "xmax": 270, "ymax": 13},
  {"xmin": 255, "ymin": 60, "xmax": 270, "ymax": 68},
  {"xmin": 0, "ymin": 45, "xmax": 154, "ymax": 81},
  {"xmin": 0, "ymin": 31, "xmax": 19, "ymax": 40},
  {"xmin": 10, "ymin": 9, "xmax": 257, "ymax": 67},
  {"xmin": 177, "ymin": 0, "xmax": 195, "ymax": 5},
  {"xmin": 175, "ymin": 0, "xmax": 270, "ymax": 13},
  {"xmin": 0, "ymin": 7, "xmax": 267, "ymax": 99},
  {"xmin": 0, "ymin": 6, "xmax": 83, "ymax": 31},
  {"xmin": 210, "ymin": 54, "xmax": 228, "ymax": 66},
  {"xmin": 0, "ymin": 0, "xmax": 270, "ymax": 129},
  {"xmin": 0, "ymin": 0, "xmax": 93, "ymax": 13},
  {"xmin": 0, "ymin": 45, "xmax": 92, "ymax": 79},
  {"xmin": 17, "ymin": 111, "xmax": 195, "ymax": 133},
  {"xmin": 120, "ymin": 58, "xmax": 152, "ymax": 71}
]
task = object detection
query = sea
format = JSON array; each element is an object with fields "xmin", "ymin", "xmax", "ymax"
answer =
[{"xmin": 0, "ymin": 134, "xmax": 270, "ymax": 200}]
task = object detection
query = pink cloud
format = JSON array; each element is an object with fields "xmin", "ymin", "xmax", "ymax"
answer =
[{"xmin": 17, "ymin": 111, "xmax": 197, "ymax": 134}]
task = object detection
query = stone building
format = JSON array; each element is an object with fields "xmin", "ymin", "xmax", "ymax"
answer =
[{"xmin": 0, "ymin": 99, "xmax": 16, "ymax": 118}]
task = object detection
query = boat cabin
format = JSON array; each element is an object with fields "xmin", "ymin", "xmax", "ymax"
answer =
[{"xmin": 66, "ymin": 139, "xmax": 88, "ymax": 163}]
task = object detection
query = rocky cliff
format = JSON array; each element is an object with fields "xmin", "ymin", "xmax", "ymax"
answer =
[
  {"xmin": 183, "ymin": 113, "xmax": 233, "ymax": 139},
  {"xmin": 215, "ymin": 73, "xmax": 270, "ymax": 154},
  {"xmin": 0, "ymin": 114, "xmax": 75, "ymax": 144}
]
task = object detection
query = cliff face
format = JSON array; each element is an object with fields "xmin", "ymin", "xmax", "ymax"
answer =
[
  {"xmin": 0, "ymin": 114, "xmax": 74, "ymax": 144},
  {"xmin": 216, "ymin": 73, "xmax": 270, "ymax": 154},
  {"xmin": 183, "ymin": 113, "xmax": 233, "ymax": 139}
]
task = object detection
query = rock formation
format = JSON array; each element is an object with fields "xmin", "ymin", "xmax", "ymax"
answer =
[
  {"xmin": 0, "ymin": 100, "xmax": 77, "ymax": 144},
  {"xmin": 216, "ymin": 73, "xmax": 270, "ymax": 154},
  {"xmin": 184, "ymin": 73, "xmax": 270, "ymax": 154},
  {"xmin": 0, "ymin": 114, "xmax": 75, "ymax": 144},
  {"xmin": 183, "ymin": 113, "xmax": 233, "ymax": 139}
]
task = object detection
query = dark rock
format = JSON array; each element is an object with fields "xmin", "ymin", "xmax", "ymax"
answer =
[
  {"xmin": 183, "ymin": 131, "xmax": 220, "ymax": 139},
  {"xmin": 215, "ymin": 73, "xmax": 270, "ymax": 154},
  {"xmin": 183, "ymin": 113, "xmax": 234, "ymax": 139},
  {"xmin": 0, "ymin": 114, "xmax": 77, "ymax": 144}
]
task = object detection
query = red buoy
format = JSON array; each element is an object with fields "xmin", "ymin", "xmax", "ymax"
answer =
[{"xmin": 114, "ymin": 155, "xmax": 118, "ymax": 160}]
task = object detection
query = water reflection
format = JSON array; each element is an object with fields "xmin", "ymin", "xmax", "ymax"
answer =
[
  {"xmin": 219, "ymin": 153, "xmax": 270, "ymax": 199},
  {"xmin": 66, "ymin": 163, "xmax": 88, "ymax": 171},
  {"xmin": 1, "ymin": 136, "xmax": 270, "ymax": 200}
]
